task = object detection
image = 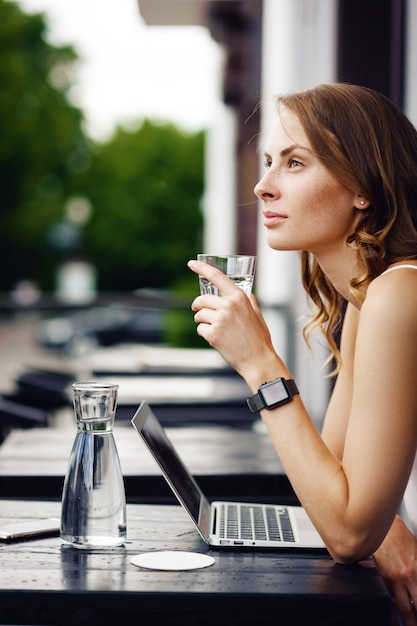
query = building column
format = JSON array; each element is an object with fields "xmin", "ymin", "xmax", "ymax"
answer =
[{"xmin": 256, "ymin": 0, "xmax": 337, "ymax": 423}]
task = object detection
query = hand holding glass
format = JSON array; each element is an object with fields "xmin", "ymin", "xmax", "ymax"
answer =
[{"xmin": 197, "ymin": 254, "xmax": 256, "ymax": 296}]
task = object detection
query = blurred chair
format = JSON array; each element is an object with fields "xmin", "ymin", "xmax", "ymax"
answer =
[
  {"xmin": 0, "ymin": 396, "xmax": 48, "ymax": 444},
  {"xmin": 11, "ymin": 368, "xmax": 73, "ymax": 410}
]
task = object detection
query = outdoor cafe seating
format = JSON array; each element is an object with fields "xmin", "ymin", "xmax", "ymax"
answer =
[{"xmin": 0, "ymin": 311, "xmax": 392, "ymax": 625}]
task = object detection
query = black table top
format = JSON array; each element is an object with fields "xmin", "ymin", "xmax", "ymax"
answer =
[{"xmin": 0, "ymin": 499, "xmax": 390, "ymax": 626}]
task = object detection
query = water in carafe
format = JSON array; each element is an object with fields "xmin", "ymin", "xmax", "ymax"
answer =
[{"xmin": 60, "ymin": 382, "xmax": 127, "ymax": 549}]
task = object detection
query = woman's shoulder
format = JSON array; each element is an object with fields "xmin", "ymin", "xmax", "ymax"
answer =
[
  {"xmin": 380, "ymin": 263, "xmax": 417, "ymax": 277},
  {"xmin": 363, "ymin": 262, "xmax": 417, "ymax": 322},
  {"xmin": 368, "ymin": 262, "xmax": 417, "ymax": 294}
]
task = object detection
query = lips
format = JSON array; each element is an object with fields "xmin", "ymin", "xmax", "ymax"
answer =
[{"xmin": 263, "ymin": 210, "xmax": 287, "ymax": 228}]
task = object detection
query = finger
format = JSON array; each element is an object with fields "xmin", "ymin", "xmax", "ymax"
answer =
[
  {"xmin": 193, "ymin": 308, "xmax": 213, "ymax": 325},
  {"xmin": 191, "ymin": 293, "xmax": 223, "ymax": 312},
  {"xmin": 193, "ymin": 313, "xmax": 217, "ymax": 346},
  {"xmin": 187, "ymin": 260, "xmax": 240, "ymax": 297},
  {"xmin": 391, "ymin": 585, "xmax": 417, "ymax": 626}
]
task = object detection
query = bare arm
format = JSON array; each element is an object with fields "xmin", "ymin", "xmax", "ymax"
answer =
[
  {"xmin": 326, "ymin": 307, "xmax": 417, "ymax": 624},
  {"xmin": 320, "ymin": 302, "xmax": 358, "ymax": 460},
  {"xmin": 189, "ymin": 260, "xmax": 417, "ymax": 563}
]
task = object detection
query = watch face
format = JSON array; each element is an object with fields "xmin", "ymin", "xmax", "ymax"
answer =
[{"xmin": 261, "ymin": 379, "xmax": 289, "ymax": 406}]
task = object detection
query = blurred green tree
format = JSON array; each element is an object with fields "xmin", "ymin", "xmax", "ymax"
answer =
[
  {"xmin": 77, "ymin": 121, "xmax": 204, "ymax": 292},
  {"xmin": 0, "ymin": 0, "xmax": 89, "ymax": 290},
  {"xmin": 0, "ymin": 0, "xmax": 205, "ymax": 296}
]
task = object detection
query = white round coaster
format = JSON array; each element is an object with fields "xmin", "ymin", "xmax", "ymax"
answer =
[{"xmin": 131, "ymin": 551, "xmax": 215, "ymax": 571}]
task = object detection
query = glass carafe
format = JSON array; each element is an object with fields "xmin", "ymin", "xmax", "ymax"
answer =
[{"xmin": 60, "ymin": 382, "xmax": 127, "ymax": 549}]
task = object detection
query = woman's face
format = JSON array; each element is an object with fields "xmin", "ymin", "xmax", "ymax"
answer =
[{"xmin": 254, "ymin": 109, "xmax": 362, "ymax": 257}]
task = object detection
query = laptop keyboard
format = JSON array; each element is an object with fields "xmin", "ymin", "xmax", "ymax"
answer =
[{"xmin": 218, "ymin": 503, "xmax": 295, "ymax": 543}]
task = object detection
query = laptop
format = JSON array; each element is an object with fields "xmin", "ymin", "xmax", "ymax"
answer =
[{"xmin": 131, "ymin": 401, "xmax": 326, "ymax": 550}]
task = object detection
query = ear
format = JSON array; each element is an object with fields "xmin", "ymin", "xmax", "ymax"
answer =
[{"xmin": 354, "ymin": 195, "xmax": 370, "ymax": 209}]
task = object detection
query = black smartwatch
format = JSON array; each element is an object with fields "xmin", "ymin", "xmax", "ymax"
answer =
[{"xmin": 246, "ymin": 378, "xmax": 299, "ymax": 413}]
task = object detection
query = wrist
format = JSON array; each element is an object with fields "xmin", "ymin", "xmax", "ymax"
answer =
[
  {"xmin": 243, "ymin": 357, "xmax": 292, "ymax": 394},
  {"xmin": 246, "ymin": 377, "xmax": 299, "ymax": 413}
]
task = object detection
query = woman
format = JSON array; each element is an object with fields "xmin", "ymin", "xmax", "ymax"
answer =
[{"xmin": 188, "ymin": 83, "xmax": 417, "ymax": 625}]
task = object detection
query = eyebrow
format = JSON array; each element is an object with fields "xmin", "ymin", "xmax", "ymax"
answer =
[{"xmin": 264, "ymin": 144, "xmax": 313, "ymax": 160}]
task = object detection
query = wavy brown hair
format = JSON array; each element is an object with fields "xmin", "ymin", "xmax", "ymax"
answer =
[{"xmin": 275, "ymin": 83, "xmax": 417, "ymax": 373}]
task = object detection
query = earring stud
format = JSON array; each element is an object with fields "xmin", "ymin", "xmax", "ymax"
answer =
[{"xmin": 360, "ymin": 200, "xmax": 366, "ymax": 206}]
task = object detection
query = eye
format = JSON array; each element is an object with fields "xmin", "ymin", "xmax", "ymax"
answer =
[
  {"xmin": 288, "ymin": 157, "xmax": 303, "ymax": 168},
  {"xmin": 263, "ymin": 158, "xmax": 272, "ymax": 169}
]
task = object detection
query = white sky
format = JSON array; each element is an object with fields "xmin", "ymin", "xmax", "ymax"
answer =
[{"xmin": 17, "ymin": 0, "xmax": 223, "ymax": 140}]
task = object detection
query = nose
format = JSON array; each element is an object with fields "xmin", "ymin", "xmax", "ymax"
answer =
[{"xmin": 254, "ymin": 172, "xmax": 277, "ymax": 201}]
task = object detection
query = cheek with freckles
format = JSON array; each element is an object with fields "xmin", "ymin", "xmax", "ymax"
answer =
[{"xmin": 266, "ymin": 193, "xmax": 357, "ymax": 253}]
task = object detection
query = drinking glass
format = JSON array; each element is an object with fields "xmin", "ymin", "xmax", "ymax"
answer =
[{"xmin": 197, "ymin": 254, "xmax": 256, "ymax": 296}]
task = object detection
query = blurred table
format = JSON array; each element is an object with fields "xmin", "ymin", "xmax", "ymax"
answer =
[
  {"xmin": 6, "ymin": 344, "xmax": 255, "ymax": 426},
  {"xmin": 0, "ymin": 499, "xmax": 390, "ymax": 626},
  {"xmin": 0, "ymin": 421, "xmax": 295, "ymax": 503}
]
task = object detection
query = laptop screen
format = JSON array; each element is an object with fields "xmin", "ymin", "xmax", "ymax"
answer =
[{"xmin": 131, "ymin": 401, "xmax": 211, "ymax": 531}]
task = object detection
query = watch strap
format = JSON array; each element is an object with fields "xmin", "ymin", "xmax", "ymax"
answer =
[{"xmin": 246, "ymin": 378, "xmax": 299, "ymax": 413}]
